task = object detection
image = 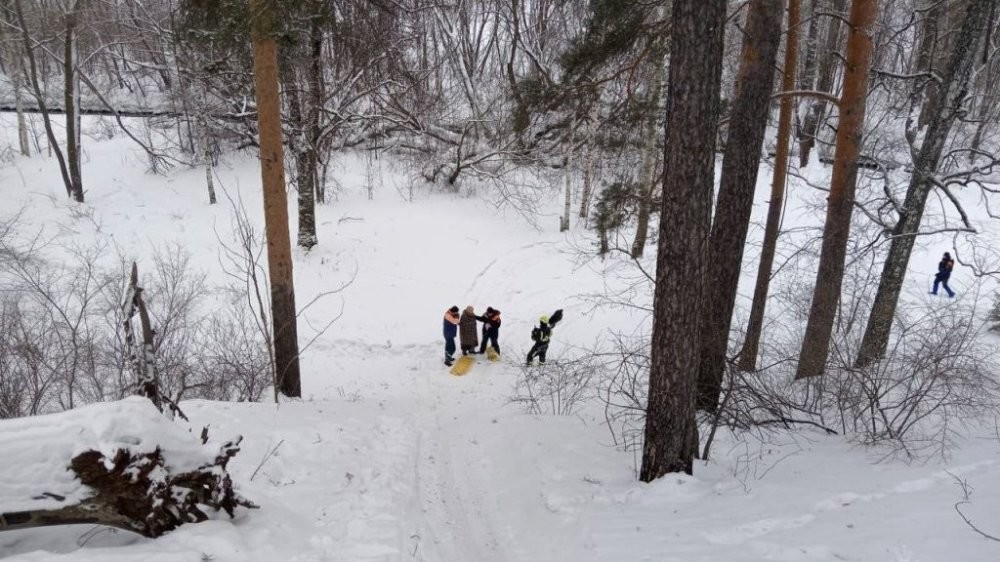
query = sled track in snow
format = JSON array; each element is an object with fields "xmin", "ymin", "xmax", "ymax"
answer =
[{"xmin": 409, "ymin": 354, "xmax": 512, "ymax": 562}]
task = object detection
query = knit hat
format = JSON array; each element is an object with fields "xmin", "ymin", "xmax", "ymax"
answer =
[
  {"xmin": 449, "ymin": 306, "xmax": 459, "ymax": 313},
  {"xmin": 465, "ymin": 305, "xmax": 474, "ymax": 313},
  {"xmin": 944, "ymin": 252, "xmax": 951, "ymax": 258},
  {"xmin": 486, "ymin": 306, "xmax": 495, "ymax": 314}
]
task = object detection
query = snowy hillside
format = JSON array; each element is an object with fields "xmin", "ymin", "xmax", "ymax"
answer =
[{"xmin": 1, "ymin": 115, "xmax": 999, "ymax": 562}]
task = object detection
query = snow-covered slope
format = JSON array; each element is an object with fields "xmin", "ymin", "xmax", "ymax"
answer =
[{"xmin": 0, "ymin": 115, "xmax": 998, "ymax": 561}]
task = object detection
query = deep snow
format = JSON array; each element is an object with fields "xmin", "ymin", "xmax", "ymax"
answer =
[{"xmin": 0, "ymin": 114, "xmax": 998, "ymax": 561}]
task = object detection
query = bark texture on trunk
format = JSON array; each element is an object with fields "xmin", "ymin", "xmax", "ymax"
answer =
[
  {"xmin": 696, "ymin": 0, "xmax": 783, "ymax": 410},
  {"xmin": 640, "ymin": 0, "xmax": 726, "ymax": 481},
  {"xmin": 738, "ymin": 0, "xmax": 803, "ymax": 372},
  {"xmin": 251, "ymin": 0, "xmax": 302, "ymax": 398},
  {"xmin": 854, "ymin": 0, "xmax": 993, "ymax": 368},
  {"xmin": 796, "ymin": 0, "xmax": 879, "ymax": 379}
]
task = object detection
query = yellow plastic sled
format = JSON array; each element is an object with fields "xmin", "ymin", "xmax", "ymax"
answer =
[{"xmin": 449, "ymin": 355, "xmax": 475, "ymax": 376}]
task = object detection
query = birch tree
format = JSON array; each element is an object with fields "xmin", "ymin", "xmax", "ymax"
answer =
[
  {"xmin": 798, "ymin": 0, "xmax": 848, "ymax": 167},
  {"xmin": 630, "ymin": 5, "xmax": 667, "ymax": 259},
  {"xmin": 62, "ymin": 0, "xmax": 83, "ymax": 202}
]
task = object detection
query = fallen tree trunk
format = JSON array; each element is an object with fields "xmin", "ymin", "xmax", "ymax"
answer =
[{"xmin": 0, "ymin": 399, "xmax": 256, "ymax": 538}]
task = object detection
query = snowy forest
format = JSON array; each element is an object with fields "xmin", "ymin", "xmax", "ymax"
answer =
[{"xmin": 1, "ymin": 0, "xmax": 999, "ymax": 559}]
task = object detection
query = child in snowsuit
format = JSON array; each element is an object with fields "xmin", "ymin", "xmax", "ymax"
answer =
[
  {"xmin": 932, "ymin": 252, "xmax": 955, "ymax": 298},
  {"xmin": 526, "ymin": 309, "xmax": 562, "ymax": 366},
  {"xmin": 478, "ymin": 307, "xmax": 502, "ymax": 355},
  {"xmin": 459, "ymin": 305, "xmax": 480, "ymax": 355},
  {"xmin": 443, "ymin": 306, "xmax": 460, "ymax": 366}
]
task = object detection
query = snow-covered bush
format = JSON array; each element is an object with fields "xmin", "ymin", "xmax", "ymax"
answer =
[
  {"xmin": 0, "ymin": 231, "xmax": 272, "ymax": 418},
  {"xmin": 826, "ymin": 303, "xmax": 1000, "ymax": 458},
  {"xmin": 511, "ymin": 351, "xmax": 601, "ymax": 415}
]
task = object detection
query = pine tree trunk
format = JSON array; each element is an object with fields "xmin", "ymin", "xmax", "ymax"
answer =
[
  {"xmin": 798, "ymin": 0, "xmax": 848, "ymax": 167},
  {"xmin": 631, "ymin": 7, "xmax": 668, "ymax": 259},
  {"xmin": 854, "ymin": 0, "xmax": 992, "ymax": 368},
  {"xmin": 696, "ymin": 0, "xmax": 783, "ymax": 410},
  {"xmin": 738, "ymin": 0, "xmax": 803, "ymax": 373},
  {"xmin": 251, "ymin": 0, "xmax": 302, "ymax": 398},
  {"xmin": 640, "ymin": 0, "xmax": 725, "ymax": 481},
  {"xmin": 64, "ymin": 1, "xmax": 84, "ymax": 203},
  {"xmin": 796, "ymin": 0, "xmax": 879, "ymax": 380}
]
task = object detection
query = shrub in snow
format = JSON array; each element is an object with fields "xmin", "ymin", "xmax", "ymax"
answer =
[
  {"xmin": 511, "ymin": 352, "xmax": 599, "ymax": 415},
  {"xmin": 0, "ymin": 231, "xmax": 272, "ymax": 418}
]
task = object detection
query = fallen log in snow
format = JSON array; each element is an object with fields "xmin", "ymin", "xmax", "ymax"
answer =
[{"xmin": 0, "ymin": 398, "xmax": 255, "ymax": 538}]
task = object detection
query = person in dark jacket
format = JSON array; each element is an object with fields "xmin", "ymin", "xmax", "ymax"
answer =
[
  {"xmin": 526, "ymin": 309, "xmax": 562, "ymax": 365},
  {"xmin": 478, "ymin": 307, "xmax": 502, "ymax": 355},
  {"xmin": 459, "ymin": 305, "xmax": 481, "ymax": 355},
  {"xmin": 443, "ymin": 306, "xmax": 460, "ymax": 366},
  {"xmin": 931, "ymin": 252, "xmax": 955, "ymax": 297}
]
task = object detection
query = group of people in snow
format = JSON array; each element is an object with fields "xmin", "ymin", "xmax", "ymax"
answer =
[
  {"xmin": 442, "ymin": 305, "xmax": 502, "ymax": 367},
  {"xmin": 441, "ymin": 306, "xmax": 562, "ymax": 367},
  {"xmin": 440, "ymin": 253, "xmax": 957, "ymax": 369}
]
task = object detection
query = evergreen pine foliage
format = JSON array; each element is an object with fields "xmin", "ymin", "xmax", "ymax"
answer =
[{"xmin": 560, "ymin": 0, "xmax": 655, "ymax": 83}]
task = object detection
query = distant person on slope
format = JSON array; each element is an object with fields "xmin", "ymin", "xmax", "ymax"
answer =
[
  {"xmin": 931, "ymin": 252, "xmax": 955, "ymax": 298},
  {"xmin": 526, "ymin": 309, "xmax": 563, "ymax": 366},
  {"xmin": 478, "ymin": 307, "xmax": 502, "ymax": 355},
  {"xmin": 443, "ymin": 306, "xmax": 461, "ymax": 366},
  {"xmin": 459, "ymin": 305, "xmax": 481, "ymax": 355}
]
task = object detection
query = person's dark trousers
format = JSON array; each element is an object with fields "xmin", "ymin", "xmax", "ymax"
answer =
[
  {"xmin": 479, "ymin": 331, "xmax": 500, "ymax": 354},
  {"xmin": 445, "ymin": 336, "xmax": 456, "ymax": 363},
  {"xmin": 526, "ymin": 342, "xmax": 548, "ymax": 365},
  {"xmin": 932, "ymin": 274, "xmax": 955, "ymax": 297}
]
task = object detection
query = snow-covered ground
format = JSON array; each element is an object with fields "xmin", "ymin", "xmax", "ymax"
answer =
[{"xmin": 1, "ymin": 115, "xmax": 998, "ymax": 561}]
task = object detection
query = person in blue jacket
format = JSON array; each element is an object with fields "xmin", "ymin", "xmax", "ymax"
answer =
[
  {"xmin": 443, "ymin": 306, "xmax": 460, "ymax": 366},
  {"xmin": 931, "ymin": 252, "xmax": 955, "ymax": 297}
]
